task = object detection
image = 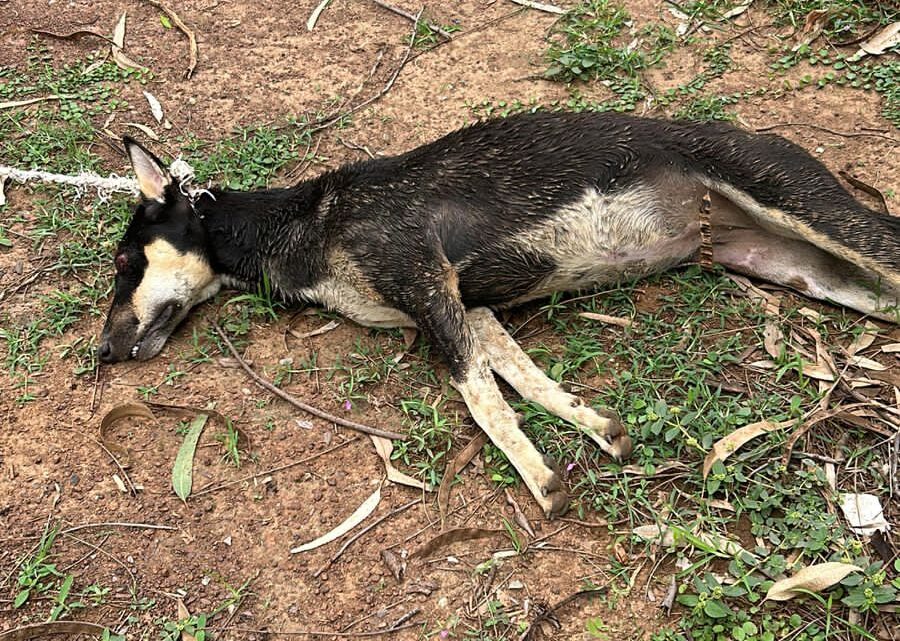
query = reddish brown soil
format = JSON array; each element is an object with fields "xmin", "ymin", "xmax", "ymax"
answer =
[{"xmin": 0, "ymin": 1, "xmax": 897, "ymax": 640}]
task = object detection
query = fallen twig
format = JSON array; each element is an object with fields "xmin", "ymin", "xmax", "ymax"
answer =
[
  {"xmin": 192, "ymin": 436, "xmax": 358, "ymax": 497},
  {"xmin": 30, "ymin": 27, "xmax": 117, "ymax": 46},
  {"xmin": 755, "ymin": 122, "xmax": 900, "ymax": 144},
  {"xmin": 209, "ymin": 619, "xmax": 422, "ymax": 637},
  {"xmin": 313, "ymin": 499, "xmax": 419, "ymax": 577},
  {"xmin": 371, "ymin": 0, "xmax": 455, "ymax": 39},
  {"xmin": 309, "ymin": 8, "xmax": 423, "ymax": 134},
  {"xmin": 212, "ymin": 322, "xmax": 405, "ymax": 440},
  {"xmin": 143, "ymin": 0, "xmax": 199, "ymax": 78}
]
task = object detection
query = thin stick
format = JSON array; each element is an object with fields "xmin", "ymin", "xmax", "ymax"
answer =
[
  {"xmin": 212, "ymin": 323, "xmax": 406, "ymax": 440},
  {"xmin": 313, "ymin": 499, "xmax": 419, "ymax": 577},
  {"xmin": 209, "ymin": 619, "xmax": 422, "ymax": 638},
  {"xmin": 509, "ymin": 0, "xmax": 566, "ymax": 14},
  {"xmin": 755, "ymin": 122, "xmax": 900, "ymax": 144},
  {"xmin": 309, "ymin": 8, "xmax": 423, "ymax": 134},
  {"xmin": 371, "ymin": 0, "xmax": 455, "ymax": 39},
  {"xmin": 59, "ymin": 521, "xmax": 176, "ymax": 535},
  {"xmin": 192, "ymin": 436, "xmax": 358, "ymax": 497},
  {"xmin": 143, "ymin": 0, "xmax": 199, "ymax": 78}
]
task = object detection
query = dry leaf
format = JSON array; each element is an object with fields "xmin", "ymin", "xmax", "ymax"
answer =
[
  {"xmin": 797, "ymin": 307, "xmax": 823, "ymax": 321},
  {"xmin": 633, "ymin": 524, "xmax": 751, "ymax": 557},
  {"xmin": 290, "ymin": 487, "xmax": 381, "ymax": 553},
  {"xmin": 438, "ymin": 432, "xmax": 489, "ymax": 527},
  {"xmin": 577, "ymin": 312, "xmax": 633, "ymax": 328},
  {"xmin": 307, "ymin": 0, "xmax": 331, "ymax": 30},
  {"xmin": 859, "ymin": 22, "xmax": 900, "ymax": 56},
  {"xmin": 112, "ymin": 474, "xmax": 128, "ymax": 493},
  {"xmin": 840, "ymin": 493, "xmax": 891, "ymax": 535},
  {"xmin": 99, "ymin": 402, "xmax": 157, "ymax": 468},
  {"xmin": 111, "ymin": 12, "xmax": 148, "ymax": 72},
  {"xmin": 143, "ymin": 91, "xmax": 164, "ymax": 123},
  {"xmin": 0, "ymin": 172, "xmax": 8, "ymax": 207},
  {"xmin": 762, "ymin": 295, "xmax": 783, "ymax": 358},
  {"xmin": 801, "ymin": 362, "xmax": 835, "ymax": 381},
  {"xmin": 792, "ymin": 9, "xmax": 830, "ymax": 50},
  {"xmin": 703, "ymin": 420, "xmax": 795, "ymax": 478},
  {"xmin": 847, "ymin": 323, "xmax": 879, "ymax": 356},
  {"xmin": 505, "ymin": 487, "xmax": 535, "ymax": 537},
  {"xmin": 125, "ymin": 122, "xmax": 159, "ymax": 140},
  {"xmin": 881, "ymin": 343, "xmax": 900, "ymax": 353},
  {"xmin": 766, "ymin": 562, "xmax": 862, "ymax": 601},
  {"xmin": 847, "ymin": 354, "xmax": 887, "ymax": 371},
  {"xmin": 0, "ymin": 94, "xmax": 72, "ymax": 110},
  {"xmin": 509, "ymin": 0, "xmax": 566, "ymax": 14},
  {"xmin": 722, "ymin": 1, "xmax": 753, "ymax": 19},
  {"xmin": 177, "ymin": 600, "xmax": 196, "ymax": 641},
  {"xmin": 412, "ymin": 527, "xmax": 503, "ymax": 558},
  {"xmin": 381, "ymin": 549, "xmax": 405, "ymax": 581},
  {"xmin": 370, "ymin": 435, "xmax": 432, "ymax": 491}
]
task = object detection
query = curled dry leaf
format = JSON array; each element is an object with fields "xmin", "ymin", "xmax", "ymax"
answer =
[
  {"xmin": 99, "ymin": 402, "xmax": 158, "ymax": 468},
  {"xmin": 859, "ymin": 22, "xmax": 900, "ymax": 56},
  {"xmin": 792, "ymin": 9, "xmax": 830, "ymax": 51},
  {"xmin": 766, "ymin": 562, "xmax": 862, "ymax": 601},
  {"xmin": 291, "ymin": 487, "xmax": 381, "ymax": 553},
  {"xmin": 411, "ymin": 527, "xmax": 503, "ymax": 559},
  {"xmin": 703, "ymin": 419, "xmax": 796, "ymax": 479},
  {"xmin": 111, "ymin": 12, "xmax": 148, "ymax": 73},
  {"xmin": 370, "ymin": 435, "xmax": 432, "ymax": 491}
]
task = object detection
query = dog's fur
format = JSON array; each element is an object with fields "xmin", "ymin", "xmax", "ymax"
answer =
[{"xmin": 99, "ymin": 112, "xmax": 900, "ymax": 517}]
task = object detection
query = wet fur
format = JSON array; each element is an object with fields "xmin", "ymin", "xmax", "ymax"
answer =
[{"xmin": 100, "ymin": 112, "xmax": 900, "ymax": 517}]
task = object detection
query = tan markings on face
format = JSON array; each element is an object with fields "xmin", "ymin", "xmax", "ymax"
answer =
[{"xmin": 132, "ymin": 238, "xmax": 216, "ymax": 329}]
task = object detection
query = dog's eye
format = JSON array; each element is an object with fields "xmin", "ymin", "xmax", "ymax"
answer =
[{"xmin": 115, "ymin": 253, "xmax": 129, "ymax": 273}]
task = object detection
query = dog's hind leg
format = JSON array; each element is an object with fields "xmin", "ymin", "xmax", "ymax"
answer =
[
  {"xmin": 467, "ymin": 307, "xmax": 633, "ymax": 460},
  {"xmin": 709, "ymin": 194, "xmax": 900, "ymax": 322}
]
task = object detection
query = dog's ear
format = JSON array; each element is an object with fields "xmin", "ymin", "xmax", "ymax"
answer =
[{"xmin": 124, "ymin": 136, "xmax": 172, "ymax": 203}]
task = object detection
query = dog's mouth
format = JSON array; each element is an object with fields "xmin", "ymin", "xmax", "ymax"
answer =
[{"xmin": 130, "ymin": 302, "xmax": 177, "ymax": 360}]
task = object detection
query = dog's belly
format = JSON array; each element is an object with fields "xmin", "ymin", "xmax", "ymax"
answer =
[{"xmin": 497, "ymin": 182, "xmax": 703, "ymax": 306}]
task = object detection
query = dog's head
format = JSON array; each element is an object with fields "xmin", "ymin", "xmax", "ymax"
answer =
[{"xmin": 98, "ymin": 138, "xmax": 221, "ymax": 363}]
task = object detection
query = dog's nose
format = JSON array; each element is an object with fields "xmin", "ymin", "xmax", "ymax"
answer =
[{"xmin": 98, "ymin": 339, "xmax": 114, "ymax": 363}]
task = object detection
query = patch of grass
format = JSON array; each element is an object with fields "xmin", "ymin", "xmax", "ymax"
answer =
[
  {"xmin": 767, "ymin": 0, "xmax": 898, "ymax": 39},
  {"xmin": 182, "ymin": 122, "xmax": 314, "ymax": 190},
  {"xmin": 393, "ymin": 396, "xmax": 458, "ymax": 487},
  {"xmin": 411, "ymin": 16, "xmax": 461, "ymax": 49}
]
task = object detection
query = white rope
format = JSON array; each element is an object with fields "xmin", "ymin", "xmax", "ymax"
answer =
[{"xmin": 0, "ymin": 165, "xmax": 139, "ymax": 202}]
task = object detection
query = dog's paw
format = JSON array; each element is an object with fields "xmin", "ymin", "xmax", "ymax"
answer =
[{"xmin": 539, "ymin": 455, "xmax": 569, "ymax": 518}]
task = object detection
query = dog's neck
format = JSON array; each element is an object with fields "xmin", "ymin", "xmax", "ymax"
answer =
[{"xmin": 193, "ymin": 183, "xmax": 327, "ymax": 296}]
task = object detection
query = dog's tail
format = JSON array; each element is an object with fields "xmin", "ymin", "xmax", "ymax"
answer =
[{"xmin": 675, "ymin": 121, "xmax": 900, "ymax": 287}]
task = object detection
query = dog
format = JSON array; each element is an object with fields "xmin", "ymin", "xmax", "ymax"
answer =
[{"xmin": 99, "ymin": 111, "xmax": 900, "ymax": 517}]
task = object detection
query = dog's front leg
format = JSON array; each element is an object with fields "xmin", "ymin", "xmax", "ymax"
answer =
[
  {"xmin": 467, "ymin": 308, "xmax": 633, "ymax": 460},
  {"xmin": 411, "ymin": 279, "xmax": 568, "ymax": 517}
]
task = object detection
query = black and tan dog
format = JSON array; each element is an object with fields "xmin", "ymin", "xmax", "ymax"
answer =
[{"xmin": 99, "ymin": 112, "xmax": 900, "ymax": 517}]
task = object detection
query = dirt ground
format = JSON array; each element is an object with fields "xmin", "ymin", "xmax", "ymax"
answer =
[{"xmin": 1, "ymin": 1, "xmax": 898, "ymax": 639}]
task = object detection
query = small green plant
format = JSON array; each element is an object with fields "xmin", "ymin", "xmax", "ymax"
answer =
[
  {"xmin": 217, "ymin": 418, "xmax": 242, "ymax": 468},
  {"xmin": 14, "ymin": 524, "xmax": 62, "ymax": 608}
]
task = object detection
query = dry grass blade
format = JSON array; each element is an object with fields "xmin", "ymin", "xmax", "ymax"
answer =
[
  {"xmin": 703, "ymin": 419, "xmax": 796, "ymax": 478},
  {"xmin": 143, "ymin": 0, "xmax": 199, "ymax": 78},
  {"xmin": 438, "ymin": 432, "xmax": 488, "ymax": 528},
  {"xmin": 0, "ymin": 621, "xmax": 109, "ymax": 640},
  {"xmin": 411, "ymin": 527, "xmax": 503, "ymax": 559},
  {"xmin": 291, "ymin": 487, "xmax": 381, "ymax": 553},
  {"xmin": 765, "ymin": 562, "xmax": 862, "ymax": 601},
  {"xmin": 370, "ymin": 435, "xmax": 432, "ymax": 491}
]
